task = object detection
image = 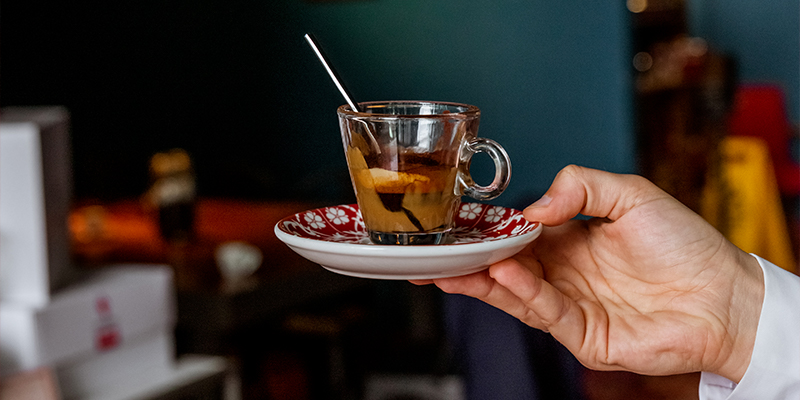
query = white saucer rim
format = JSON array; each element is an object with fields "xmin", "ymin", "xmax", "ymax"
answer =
[
  {"xmin": 274, "ymin": 221, "xmax": 541, "ymax": 256},
  {"xmin": 319, "ymin": 264, "xmax": 491, "ymax": 280}
]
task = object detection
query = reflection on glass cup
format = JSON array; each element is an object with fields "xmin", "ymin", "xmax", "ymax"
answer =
[{"xmin": 338, "ymin": 101, "xmax": 511, "ymax": 245}]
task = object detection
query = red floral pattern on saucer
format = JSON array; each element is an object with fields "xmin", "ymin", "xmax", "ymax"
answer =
[{"xmin": 277, "ymin": 203, "xmax": 538, "ymax": 245}]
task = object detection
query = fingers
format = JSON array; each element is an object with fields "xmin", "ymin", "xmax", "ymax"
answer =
[
  {"xmin": 431, "ymin": 252, "xmax": 549, "ymax": 331},
  {"xmin": 523, "ymin": 165, "xmax": 668, "ymax": 225},
  {"xmin": 425, "ymin": 243, "xmax": 587, "ymax": 352},
  {"xmin": 489, "ymin": 254, "xmax": 587, "ymax": 354}
]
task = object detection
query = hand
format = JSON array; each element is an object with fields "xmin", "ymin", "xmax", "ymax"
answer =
[{"xmin": 414, "ymin": 165, "xmax": 764, "ymax": 382}]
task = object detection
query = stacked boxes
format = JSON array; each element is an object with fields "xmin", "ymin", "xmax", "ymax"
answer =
[
  {"xmin": 0, "ymin": 108, "xmax": 183, "ymax": 399},
  {"xmin": 0, "ymin": 266, "xmax": 177, "ymax": 398},
  {"xmin": 0, "ymin": 106, "xmax": 76, "ymax": 306}
]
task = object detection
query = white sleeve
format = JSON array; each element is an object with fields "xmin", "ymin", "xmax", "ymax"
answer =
[{"xmin": 698, "ymin": 254, "xmax": 800, "ymax": 400}]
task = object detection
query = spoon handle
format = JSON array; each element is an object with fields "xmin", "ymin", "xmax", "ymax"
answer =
[{"xmin": 304, "ymin": 33, "xmax": 360, "ymax": 112}]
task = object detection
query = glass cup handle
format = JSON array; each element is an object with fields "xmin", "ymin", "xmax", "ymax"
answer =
[{"xmin": 462, "ymin": 137, "xmax": 512, "ymax": 201}]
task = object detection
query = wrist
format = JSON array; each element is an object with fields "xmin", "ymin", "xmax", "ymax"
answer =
[{"xmin": 713, "ymin": 251, "xmax": 764, "ymax": 383}]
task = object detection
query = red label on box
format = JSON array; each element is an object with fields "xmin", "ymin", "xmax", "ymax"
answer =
[{"xmin": 96, "ymin": 324, "xmax": 121, "ymax": 351}]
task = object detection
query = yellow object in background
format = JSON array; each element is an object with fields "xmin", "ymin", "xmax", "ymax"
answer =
[{"xmin": 701, "ymin": 136, "xmax": 797, "ymax": 273}]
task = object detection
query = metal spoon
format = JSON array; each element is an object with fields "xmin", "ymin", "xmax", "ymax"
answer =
[
  {"xmin": 305, "ymin": 33, "xmax": 431, "ymax": 229},
  {"xmin": 304, "ymin": 33, "xmax": 360, "ymax": 112},
  {"xmin": 304, "ymin": 33, "xmax": 380, "ymax": 153}
]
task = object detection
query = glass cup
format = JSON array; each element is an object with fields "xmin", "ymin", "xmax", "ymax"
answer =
[{"xmin": 338, "ymin": 101, "xmax": 511, "ymax": 245}]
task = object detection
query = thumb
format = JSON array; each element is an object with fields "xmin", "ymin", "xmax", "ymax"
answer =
[{"xmin": 523, "ymin": 165, "xmax": 665, "ymax": 226}]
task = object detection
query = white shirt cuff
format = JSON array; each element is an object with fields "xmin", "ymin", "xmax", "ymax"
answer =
[{"xmin": 698, "ymin": 254, "xmax": 800, "ymax": 399}]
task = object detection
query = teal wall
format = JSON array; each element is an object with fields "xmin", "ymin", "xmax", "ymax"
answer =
[
  {"xmin": 688, "ymin": 0, "xmax": 800, "ymax": 122},
  {"xmin": 10, "ymin": 1, "xmax": 795, "ymax": 205},
  {"xmin": 0, "ymin": 1, "xmax": 634, "ymax": 205},
  {"xmin": 272, "ymin": 0, "xmax": 635, "ymax": 207}
]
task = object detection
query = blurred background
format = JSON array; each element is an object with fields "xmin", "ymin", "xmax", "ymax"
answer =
[
  {"xmin": 2, "ymin": 0, "xmax": 638, "ymax": 206},
  {"xmin": 1, "ymin": 0, "xmax": 798, "ymax": 399},
  {"xmin": 2, "ymin": 0, "xmax": 797, "ymax": 208}
]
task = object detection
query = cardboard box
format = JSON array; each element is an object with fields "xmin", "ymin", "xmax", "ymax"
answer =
[
  {"xmin": 0, "ymin": 264, "xmax": 176, "ymax": 377},
  {"xmin": 65, "ymin": 354, "xmax": 232, "ymax": 400},
  {"xmin": 57, "ymin": 329, "xmax": 175, "ymax": 399},
  {"xmin": 0, "ymin": 106, "xmax": 77, "ymax": 306}
]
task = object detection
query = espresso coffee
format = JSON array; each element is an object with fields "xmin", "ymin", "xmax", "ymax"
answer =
[
  {"xmin": 347, "ymin": 147, "xmax": 459, "ymax": 244},
  {"xmin": 338, "ymin": 101, "xmax": 510, "ymax": 245}
]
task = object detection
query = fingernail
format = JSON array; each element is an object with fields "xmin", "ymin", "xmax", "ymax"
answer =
[{"xmin": 529, "ymin": 194, "xmax": 552, "ymax": 208}]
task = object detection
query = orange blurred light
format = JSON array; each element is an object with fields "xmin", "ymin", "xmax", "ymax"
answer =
[{"xmin": 627, "ymin": 0, "xmax": 648, "ymax": 13}]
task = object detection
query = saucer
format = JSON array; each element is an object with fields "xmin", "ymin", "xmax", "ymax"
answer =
[{"xmin": 274, "ymin": 203, "xmax": 541, "ymax": 280}]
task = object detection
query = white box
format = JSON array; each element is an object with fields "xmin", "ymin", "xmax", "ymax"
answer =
[
  {"xmin": 0, "ymin": 264, "xmax": 176, "ymax": 377},
  {"xmin": 0, "ymin": 106, "xmax": 77, "ymax": 306},
  {"xmin": 364, "ymin": 374, "xmax": 465, "ymax": 400},
  {"xmin": 57, "ymin": 329, "xmax": 175, "ymax": 400},
  {"xmin": 70, "ymin": 354, "xmax": 233, "ymax": 400}
]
